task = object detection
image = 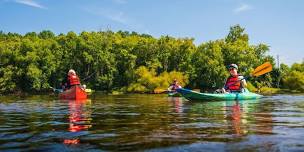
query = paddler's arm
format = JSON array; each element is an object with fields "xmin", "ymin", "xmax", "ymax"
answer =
[
  {"xmin": 167, "ymin": 85, "xmax": 173, "ymax": 92},
  {"xmin": 221, "ymin": 78, "xmax": 229, "ymax": 93},
  {"xmin": 238, "ymin": 76, "xmax": 247, "ymax": 88}
]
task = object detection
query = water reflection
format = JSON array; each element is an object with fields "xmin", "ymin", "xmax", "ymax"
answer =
[
  {"xmin": 168, "ymin": 97, "xmax": 184, "ymax": 113},
  {"xmin": 183, "ymin": 99, "xmax": 274, "ymax": 138},
  {"xmin": 228, "ymin": 99, "xmax": 273, "ymax": 136},
  {"xmin": 63, "ymin": 100, "xmax": 92, "ymax": 145},
  {"xmin": 225, "ymin": 100, "xmax": 245, "ymax": 136}
]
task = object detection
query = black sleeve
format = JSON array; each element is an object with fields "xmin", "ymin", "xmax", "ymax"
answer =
[{"xmin": 62, "ymin": 75, "xmax": 70, "ymax": 87}]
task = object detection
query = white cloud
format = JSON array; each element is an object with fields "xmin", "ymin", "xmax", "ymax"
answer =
[
  {"xmin": 234, "ymin": 4, "xmax": 252, "ymax": 13},
  {"xmin": 14, "ymin": 0, "xmax": 46, "ymax": 9}
]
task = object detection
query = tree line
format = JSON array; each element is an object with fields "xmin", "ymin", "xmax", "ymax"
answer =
[{"xmin": 0, "ymin": 25, "xmax": 303, "ymax": 94}]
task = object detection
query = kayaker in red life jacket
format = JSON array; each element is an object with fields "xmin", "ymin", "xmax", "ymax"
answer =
[
  {"xmin": 222, "ymin": 64, "xmax": 247, "ymax": 93},
  {"xmin": 168, "ymin": 79, "xmax": 182, "ymax": 92},
  {"xmin": 64, "ymin": 69, "xmax": 81, "ymax": 90}
]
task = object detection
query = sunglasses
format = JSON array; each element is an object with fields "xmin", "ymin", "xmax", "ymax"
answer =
[{"xmin": 229, "ymin": 68, "xmax": 235, "ymax": 71}]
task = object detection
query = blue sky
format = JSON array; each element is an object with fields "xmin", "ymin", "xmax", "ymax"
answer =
[{"xmin": 0, "ymin": 0, "xmax": 303, "ymax": 65}]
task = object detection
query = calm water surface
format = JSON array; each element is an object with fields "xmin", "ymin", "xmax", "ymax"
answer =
[{"xmin": 0, "ymin": 93, "xmax": 304, "ymax": 151}]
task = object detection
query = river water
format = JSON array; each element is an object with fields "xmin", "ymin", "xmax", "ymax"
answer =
[{"xmin": 0, "ymin": 94, "xmax": 304, "ymax": 151}]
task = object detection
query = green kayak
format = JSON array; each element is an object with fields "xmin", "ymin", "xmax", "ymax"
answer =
[{"xmin": 176, "ymin": 88, "xmax": 262, "ymax": 101}]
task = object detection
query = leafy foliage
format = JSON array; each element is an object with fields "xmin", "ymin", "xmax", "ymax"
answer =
[
  {"xmin": 127, "ymin": 66, "xmax": 188, "ymax": 93},
  {"xmin": 282, "ymin": 62, "xmax": 304, "ymax": 91},
  {"xmin": 0, "ymin": 25, "xmax": 302, "ymax": 94}
]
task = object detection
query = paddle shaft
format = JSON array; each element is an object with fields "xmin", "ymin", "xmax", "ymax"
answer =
[
  {"xmin": 50, "ymin": 87, "xmax": 63, "ymax": 93},
  {"xmin": 82, "ymin": 71, "xmax": 97, "ymax": 82}
]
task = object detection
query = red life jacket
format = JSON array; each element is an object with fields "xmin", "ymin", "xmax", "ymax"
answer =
[
  {"xmin": 68, "ymin": 75, "xmax": 80, "ymax": 85},
  {"xmin": 224, "ymin": 75, "xmax": 242, "ymax": 91}
]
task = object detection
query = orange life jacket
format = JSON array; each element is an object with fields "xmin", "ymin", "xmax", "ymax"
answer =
[
  {"xmin": 68, "ymin": 75, "xmax": 80, "ymax": 85},
  {"xmin": 224, "ymin": 75, "xmax": 242, "ymax": 91}
]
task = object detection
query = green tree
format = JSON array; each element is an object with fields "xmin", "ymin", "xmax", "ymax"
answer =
[
  {"xmin": 282, "ymin": 71, "xmax": 304, "ymax": 91},
  {"xmin": 191, "ymin": 40, "xmax": 227, "ymax": 89}
]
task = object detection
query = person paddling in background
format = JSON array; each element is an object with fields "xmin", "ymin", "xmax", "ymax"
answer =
[
  {"xmin": 222, "ymin": 64, "xmax": 247, "ymax": 93},
  {"xmin": 168, "ymin": 79, "xmax": 182, "ymax": 92}
]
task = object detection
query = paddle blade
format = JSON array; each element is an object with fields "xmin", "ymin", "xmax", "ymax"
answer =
[
  {"xmin": 154, "ymin": 88, "xmax": 167, "ymax": 94},
  {"xmin": 252, "ymin": 62, "xmax": 273, "ymax": 77}
]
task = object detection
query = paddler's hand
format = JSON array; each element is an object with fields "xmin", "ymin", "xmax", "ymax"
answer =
[{"xmin": 238, "ymin": 75, "xmax": 245, "ymax": 81}]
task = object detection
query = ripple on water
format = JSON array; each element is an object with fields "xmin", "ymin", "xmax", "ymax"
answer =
[
  {"xmin": 0, "ymin": 132, "xmax": 32, "ymax": 141},
  {"xmin": 0, "ymin": 142, "xmax": 28, "ymax": 150},
  {"xmin": 174, "ymin": 122, "xmax": 225, "ymax": 129},
  {"xmin": 82, "ymin": 133, "xmax": 117, "ymax": 140}
]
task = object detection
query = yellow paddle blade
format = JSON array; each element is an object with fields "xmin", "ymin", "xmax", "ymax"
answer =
[
  {"xmin": 252, "ymin": 62, "xmax": 273, "ymax": 77},
  {"xmin": 154, "ymin": 88, "xmax": 167, "ymax": 94},
  {"xmin": 85, "ymin": 89, "xmax": 93, "ymax": 93}
]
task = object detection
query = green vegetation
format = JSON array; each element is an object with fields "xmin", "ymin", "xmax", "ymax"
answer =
[
  {"xmin": 0, "ymin": 25, "xmax": 303, "ymax": 94},
  {"xmin": 280, "ymin": 62, "xmax": 304, "ymax": 92},
  {"xmin": 126, "ymin": 66, "xmax": 188, "ymax": 93}
]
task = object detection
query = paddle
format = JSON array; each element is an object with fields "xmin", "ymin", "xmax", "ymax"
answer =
[
  {"xmin": 50, "ymin": 87, "xmax": 63, "ymax": 93},
  {"xmin": 82, "ymin": 71, "xmax": 97, "ymax": 82},
  {"xmin": 251, "ymin": 62, "xmax": 273, "ymax": 77},
  {"xmin": 154, "ymin": 88, "xmax": 169, "ymax": 94},
  {"xmin": 154, "ymin": 83, "xmax": 184, "ymax": 94}
]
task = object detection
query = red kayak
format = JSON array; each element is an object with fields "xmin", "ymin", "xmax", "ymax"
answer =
[{"xmin": 59, "ymin": 85, "xmax": 87, "ymax": 100}]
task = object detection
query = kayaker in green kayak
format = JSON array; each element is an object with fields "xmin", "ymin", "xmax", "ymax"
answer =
[
  {"xmin": 168, "ymin": 79, "xmax": 182, "ymax": 92},
  {"xmin": 176, "ymin": 62, "xmax": 273, "ymax": 101},
  {"xmin": 222, "ymin": 64, "xmax": 247, "ymax": 93}
]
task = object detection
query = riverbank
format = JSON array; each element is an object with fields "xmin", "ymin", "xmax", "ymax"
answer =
[
  {"xmin": 258, "ymin": 87, "xmax": 303, "ymax": 95},
  {"xmin": 1, "ymin": 87, "xmax": 303, "ymax": 97}
]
